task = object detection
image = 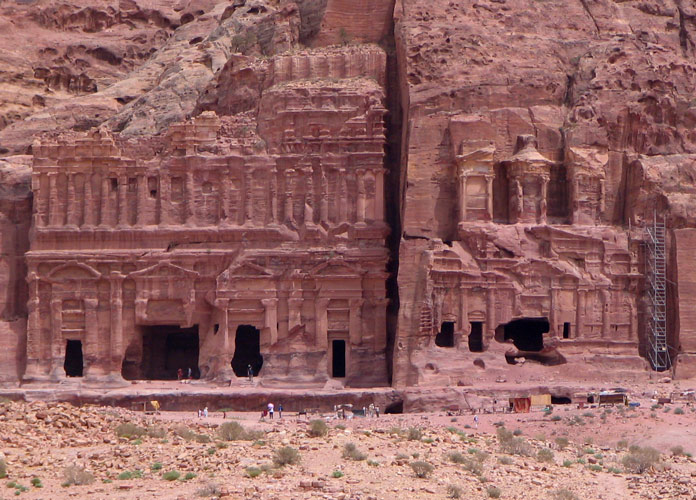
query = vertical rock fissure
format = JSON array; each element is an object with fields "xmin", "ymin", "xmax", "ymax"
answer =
[
  {"xmin": 579, "ymin": 0, "xmax": 600, "ymax": 35},
  {"xmin": 382, "ymin": 1, "xmax": 406, "ymax": 384}
]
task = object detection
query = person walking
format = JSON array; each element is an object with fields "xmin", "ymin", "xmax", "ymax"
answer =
[
  {"xmin": 474, "ymin": 414, "xmax": 479, "ymax": 429},
  {"xmin": 247, "ymin": 364, "xmax": 254, "ymax": 382},
  {"xmin": 203, "ymin": 406, "xmax": 208, "ymax": 418},
  {"xmin": 187, "ymin": 367, "xmax": 192, "ymax": 379},
  {"xmin": 177, "ymin": 368, "xmax": 183, "ymax": 381},
  {"xmin": 267, "ymin": 402, "xmax": 274, "ymax": 419},
  {"xmin": 278, "ymin": 403, "xmax": 283, "ymax": 419}
]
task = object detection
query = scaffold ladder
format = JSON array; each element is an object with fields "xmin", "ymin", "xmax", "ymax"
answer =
[{"xmin": 646, "ymin": 213, "xmax": 670, "ymax": 370}]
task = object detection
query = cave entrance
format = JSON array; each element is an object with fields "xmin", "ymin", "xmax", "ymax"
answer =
[
  {"xmin": 231, "ymin": 325, "xmax": 263, "ymax": 378},
  {"xmin": 142, "ymin": 325, "xmax": 199, "ymax": 380},
  {"xmin": 469, "ymin": 321, "xmax": 484, "ymax": 352},
  {"xmin": 331, "ymin": 339, "xmax": 346, "ymax": 378},
  {"xmin": 64, "ymin": 340, "xmax": 83, "ymax": 377},
  {"xmin": 562, "ymin": 322, "xmax": 571, "ymax": 339},
  {"xmin": 500, "ymin": 317, "xmax": 549, "ymax": 351},
  {"xmin": 435, "ymin": 321, "xmax": 455, "ymax": 347}
]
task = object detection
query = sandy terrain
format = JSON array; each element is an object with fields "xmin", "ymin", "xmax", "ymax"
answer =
[{"xmin": 1, "ymin": 389, "xmax": 695, "ymax": 500}]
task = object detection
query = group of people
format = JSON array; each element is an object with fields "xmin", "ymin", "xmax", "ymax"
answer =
[
  {"xmin": 197, "ymin": 406, "xmax": 209, "ymax": 418},
  {"xmin": 177, "ymin": 367, "xmax": 194, "ymax": 382},
  {"xmin": 261, "ymin": 402, "xmax": 283, "ymax": 419}
]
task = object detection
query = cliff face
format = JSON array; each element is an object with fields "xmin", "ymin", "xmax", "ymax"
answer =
[
  {"xmin": 1, "ymin": 0, "xmax": 696, "ymax": 385},
  {"xmin": 392, "ymin": 0, "xmax": 696, "ymax": 385}
]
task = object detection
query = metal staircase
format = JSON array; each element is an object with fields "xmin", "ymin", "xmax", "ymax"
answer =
[{"xmin": 646, "ymin": 214, "xmax": 670, "ymax": 371}]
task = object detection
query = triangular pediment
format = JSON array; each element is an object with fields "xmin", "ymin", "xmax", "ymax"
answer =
[
  {"xmin": 310, "ymin": 259, "xmax": 363, "ymax": 277},
  {"xmin": 228, "ymin": 262, "xmax": 274, "ymax": 277},
  {"xmin": 128, "ymin": 262, "xmax": 198, "ymax": 280}
]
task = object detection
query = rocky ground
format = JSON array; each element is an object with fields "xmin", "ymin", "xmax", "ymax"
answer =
[{"xmin": 0, "ymin": 393, "xmax": 695, "ymax": 500}]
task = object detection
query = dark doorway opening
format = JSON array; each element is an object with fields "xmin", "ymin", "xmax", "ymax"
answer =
[
  {"xmin": 551, "ymin": 395, "xmax": 572, "ymax": 404},
  {"xmin": 501, "ymin": 317, "xmax": 549, "ymax": 351},
  {"xmin": 468, "ymin": 321, "xmax": 484, "ymax": 352},
  {"xmin": 435, "ymin": 321, "xmax": 455, "ymax": 347},
  {"xmin": 384, "ymin": 400, "xmax": 404, "ymax": 414},
  {"xmin": 331, "ymin": 339, "xmax": 346, "ymax": 378},
  {"xmin": 64, "ymin": 340, "xmax": 83, "ymax": 377},
  {"xmin": 142, "ymin": 325, "xmax": 199, "ymax": 380},
  {"xmin": 231, "ymin": 325, "xmax": 263, "ymax": 377},
  {"xmin": 562, "ymin": 322, "xmax": 571, "ymax": 339}
]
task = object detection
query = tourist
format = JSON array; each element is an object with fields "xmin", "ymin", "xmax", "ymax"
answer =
[
  {"xmin": 278, "ymin": 403, "xmax": 283, "ymax": 419},
  {"xmin": 474, "ymin": 414, "xmax": 479, "ymax": 429},
  {"xmin": 247, "ymin": 364, "xmax": 253, "ymax": 382},
  {"xmin": 198, "ymin": 409, "xmax": 202, "ymax": 418},
  {"xmin": 177, "ymin": 368, "xmax": 183, "ymax": 381},
  {"xmin": 203, "ymin": 406, "xmax": 208, "ymax": 418},
  {"xmin": 268, "ymin": 402, "xmax": 274, "ymax": 419},
  {"xmin": 187, "ymin": 367, "xmax": 192, "ymax": 379}
]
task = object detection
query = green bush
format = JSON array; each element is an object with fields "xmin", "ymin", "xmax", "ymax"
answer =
[
  {"xmin": 550, "ymin": 415, "xmax": 562, "ymax": 422},
  {"xmin": 342, "ymin": 442, "xmax": 367, "ymax": 461},
  {"xmin": 162, "ymin": 471, "xmax": 180, "ymax": 481},
  {"xmin": 367, "ymin": 459, "xmax": 379, "ymax": 467},
  {"xmin": 62, "ymin": 466, "xmax": 95, "ymax": 486},
  {"xmin": 245, "ymin": 467, "xmax": 262, "ymax": 478},
  {"xmin": 447, "ymin": 484, "xmax": 462, "ymax": 499},
  {"xmin": 622, "ymin": 446, "xmax": 660, "ymax": 473},
  {"xmin": 447, "ymin": 451, "xmax": 467, "ymax": 464},
  {"xmin": 151, "ymin": 462, "xmax": 163, "ymax": 471},
  {"xmin": 498, "ymin": 456, "xmax": 513, "ymax": 465},
  {"xmin": 117, "ymin": 471, "xmax": 134, "ymax": 480},
  {"xmin": 552, "ymin": 489, "xmax": 580, "ymax": 500},
  {"xmin": 218, "ymin": 422, "xmax": 262, "ymax": 441},
  {"xmin": 146, "ymin": 427, "xmax": 167, "ymax": 438},
  {"xmin": 0, "ymin": 458, "xmax": 6, "ymax": 479},
  {"xmin": 537, "ymin": 448, "xmax": 554, "ymax": 463},
  {"xmin": 410, "ymin": 461, "xmax": 434, "ymax": 478},
  {"xmin": 407, "ymin": 427, "xmax": 423, "ymax": 441},
  {"xmin": 30, "ymin": 477, "xmax": 42, "ymax": 488},
  {"xmin": 115, "ymin": 423, "xmax": 146, "ymax": 439},
  {"xmin": 332, "ymin": 470, "xmax": 344, "ymax": 478},
  {"xmin": 308, "ymin": 419, "xmax": 328, "ymax": 437},
  {"xmin": 273, "ymin": 447, "xmax": 300, "ymax": 467},
  {"xmin": 183, "ymin": 472, "xmax": 196, "ymax": 481},
  {"xmin": 562, "ymin": 459, "xmax": 573, "ymax": 467},
  {"xmin": 196, "ymin": 482, "xmax": 221, "ymax": 497},
  {"xmin": 674, "ymin": 407, "xmax": 685, "ymax": 415},
  {"xmin": 487, "ymin": 486, "xmax": 502, "ymax": 498}
]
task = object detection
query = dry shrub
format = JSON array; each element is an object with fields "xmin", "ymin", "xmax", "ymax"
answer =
[
  {"xmin": 0, "ymin": 458, "xmax": 6, "ymax": 479},
  {"xmin": 552, "ymin": 489, "xmax": 580, "ymax": 500},
  {"xmin": 342, "ymin": 442, "xmax": 367, "ymax": 461},
  {"xmin": 308, "ymin": 419, "xmax": 328, "ymax": 437},
  {"xmin": 62, "ymin": 465, "xmax": 95, "ymax": 486},
  {"xmin": 218, "ymin": 422, "xmax": 263, "ymax": 441},
  {"xmin": 146, "ymin": 426, "xmax": 167, "ymax": 438},
  {"xmin": 410, "ymin": 461, "xmax": 434, "ymax": 478},
  {"xmin": 622, "ymin": 446, "xmax": 660, "ymax": 473},
  {"xmin": 115, "ymin": 423, "xmax": 146, "ymax": 439},
  {"xmin": 407, "ymin": 427, "xmax": 423, "ymax": 441},
  {"xmin": 497, "ymin": 427, "xmax": 532, "ymax": 456},
  {"xmin": 273, "ymin": 447, "xmax": 300, "ymax": 467},
  {"xmin": 537, "ymin": 448, "xmax": 555, "ymax": 463}
]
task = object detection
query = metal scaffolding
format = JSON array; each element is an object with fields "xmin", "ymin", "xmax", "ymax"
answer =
[{"xmin": 646, "ymin": 213, "xmax": 670, "ymax": 371}]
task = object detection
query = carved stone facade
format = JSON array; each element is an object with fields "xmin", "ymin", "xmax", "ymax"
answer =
[{"xmin": 25, "ymin": 86, "xmax": 390, "ymax": 386}]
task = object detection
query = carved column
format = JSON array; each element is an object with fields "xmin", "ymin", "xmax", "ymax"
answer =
[
  {"xmin": 84, "ymin": 173, "xmax": 95, "ymax": 227},
  {"xmin": 269, "ymin": 168, "xmax": 278, "ymax": 224},
  {"xmin": 486, "ymin": 287, "xmax": 496, "ymax": 341},
  {"xmin": 48, "ymin": 173, "xmax": 60, "ymax": 226},
  {"xmin": 220, "ymin": 170, "xmax": 231, "ymax": 225},
  {"xmin": 571, "ymin": 177, "xmax": 580, "ymax": 225},
  {"xmin": 24, "ymin": 273, "xmax": 43, "ymax": 378},
  {"xmin": 50, "ymin": 297, "xmax": 63, "ymax": 377},
  {"xmin": 356, "ymin": 169, "xmax": 366, "ymax": 224},
  {"xmin": 109, "ymin": 273, "xmax": 125, "ymax": 374},
  {"xmin": 459, "ymin": 287, "xmax": 468, "ymax": 338},
  {"xmin": 244, "ymin": 169, "xmax": 253, "ymax": 225},
  {"xmin": 349, "ymin": 298, "xmax": 364, "ymax": 346},
  {"xmin": 160, "ymin": 175, "xmax": 172, "ymax": 225},
  {"xmin": 320, "ymin": 169, "xmax": 329, "ymax": 224},
  {"xmin": 374, "ymin": 168, "xmax": 385, "ymax": 222},
  {"xmin": 486, "ymin": 175, "xmax": 494, "ymax": 221},
  {"xmin": 284, "ymin": 169, "xmax": 295, "ymax": 224},
  {"xmin": 601, "ymin": 288, "xmax": 611, "ymax": 339},
  {"xmin": 83, "ymin": 297, "xmax": 99, "ymax": 376},
  {"xmin": 339, "ymin": 168, "xmax": 348, "ymax": 223},
  {"xmin": 288, "ymin": 296, "xmax": 302, "ymax": 332},
  {"xmin": 137, "ymin": 175, "xmax": 148, "ymax": 226},
  {"xmin": 100, "ymin": 174, "xmax": 110, "ymax": 226},
  {"xmin": 510, "ymin": 177, "xmax": 522, "ymax": 223},
  {"xmin": 66, "ymin": 173, "xmax": 77, "ymax": 227},
  {"xmin": 262, "ymin": 298, "xmax": 279, "ymax": 345},
  {"xmin": 315, "ymin": 297, "xmax": 329, "ymax": 349},
  {"xmin": 372, "ymin": 297, "xmax": 389, "ymax": 351},
  {"xmin": 303, "ymin": 167, "xmax": 314, "ymax": 225},
  {"xmin": 186, "ymin": 169, "xmax": 195, "ymax": 225},
  {"xmin": 118, "ymin": 174, "xmax": 128, "ymax": 227},
  {"xmin": 458, "ymin": 174, "xmax": 467, "ymax": 222},
  {"xmin": 540, "ymin": 176, "xmax": 549, "ymax": 223},
  {"xmin": 599, "ymin": 179, "xmax": 606, "ymax": 218},
  {"xmin": 549, "ymin": 286, "xmax": 557, "ymax": 338},
  {"xmin": 576, "ymin": 289, "xmax": 585, "ymax": 339},
  {"xmin": 35, "ymin": 174, "xmax": 46, "ymax": 228}
]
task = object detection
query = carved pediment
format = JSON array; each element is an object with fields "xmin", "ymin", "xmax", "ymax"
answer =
[
  {"xmin": 310, "ymin": 259, "xmax": 364, "ymax": 278},
  {"xmin": 128, "ymin": 262, "xmax": 199, "ymax": 280},
  {"xmin": 216, "ymin": 261, "xmax": 275, "ymax": 290},
  {"xmin": 46, "ymin": 261, "xmax": 100, "ymax": 282}
]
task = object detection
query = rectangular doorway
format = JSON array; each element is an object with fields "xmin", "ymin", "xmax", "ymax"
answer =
[
  {"xmin": 141, "ymin": 325, "xmax": 199, "ymax": 380},
  {"xmin": 331, "ymin": 339, "xmax": 346, "ymax": 378},
  {"xmin": 64, "ymin": 339, "xmax": 83, "ymax": 377},
  {"xmin": 469, "ymin": 321, "xmax": 484, "ymax": 352}
]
